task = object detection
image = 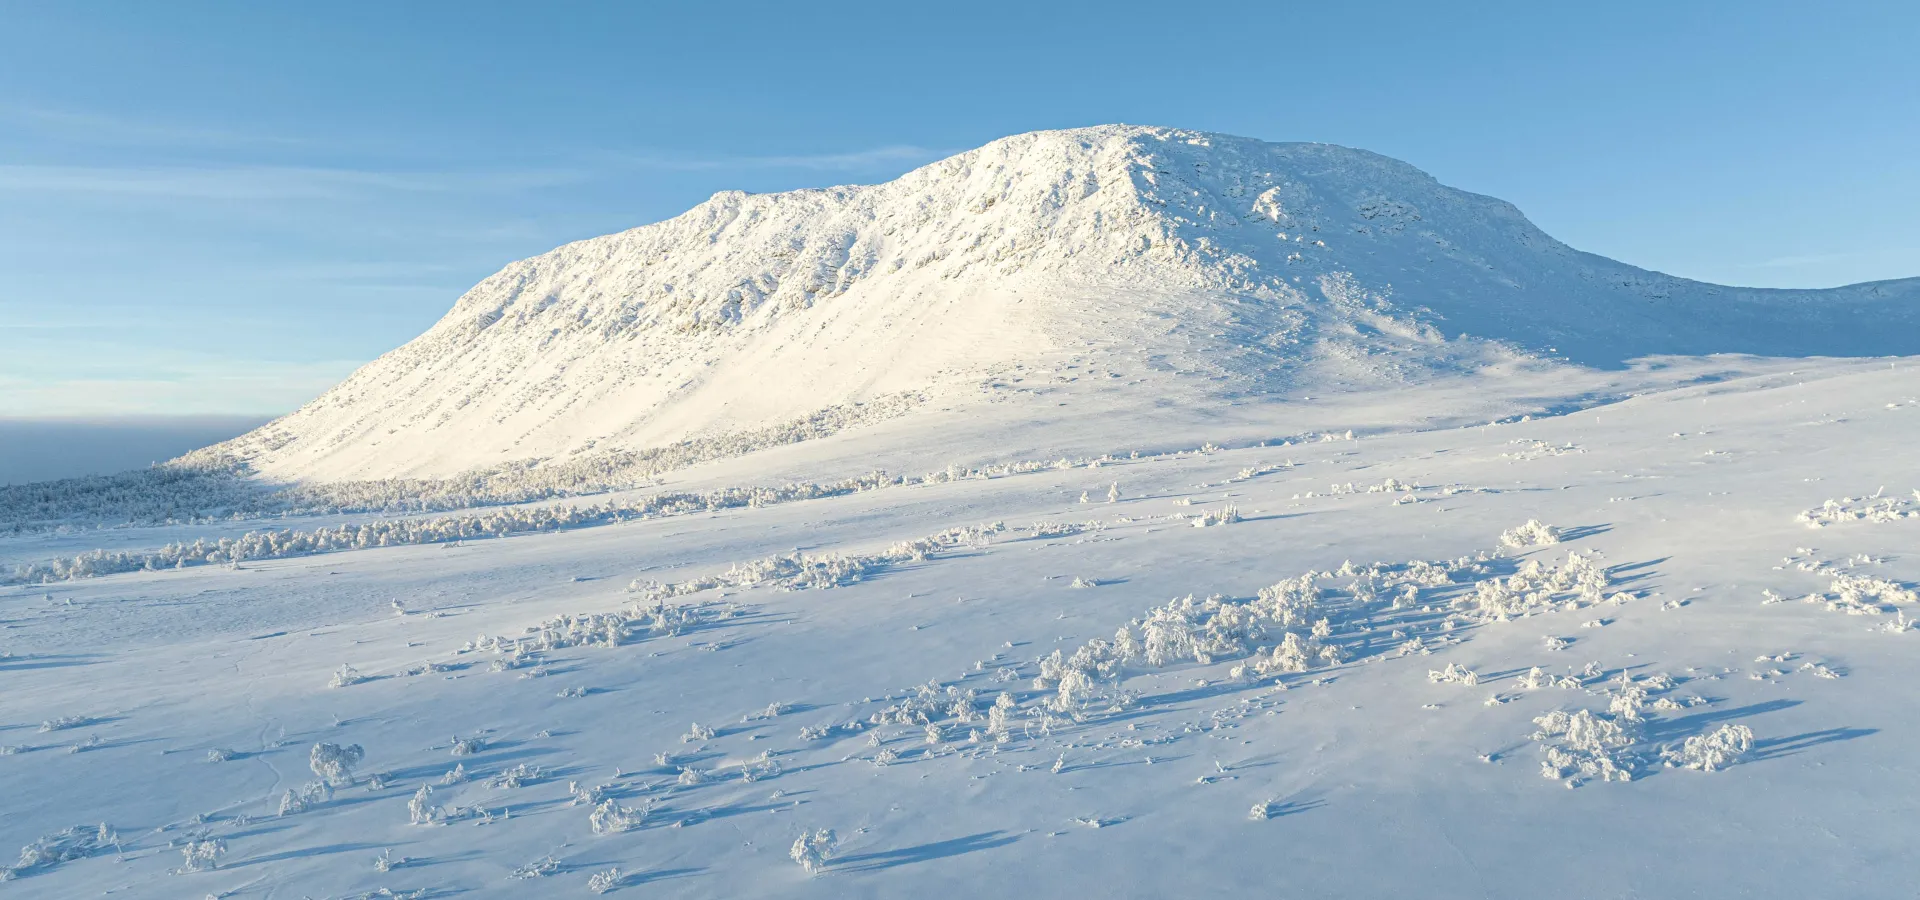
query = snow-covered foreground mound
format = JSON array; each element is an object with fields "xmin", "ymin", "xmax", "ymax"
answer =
[
  {"xmin": 4, "ymin": 358, "xmax": 1918, "ymax": 898},
  {"xmin": 199, "ymin": 124, "xmax": 1919, "ymax": 481}
]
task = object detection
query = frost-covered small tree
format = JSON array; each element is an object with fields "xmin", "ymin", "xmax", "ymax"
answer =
[
  {"xmin": 310, "ymin": 742, "xmax": 364, "ymax": 787},
  {"xmin": 682, "ymin": 722, "xmax": 716, "ymax": 743},
  {"xmin": 328, "ymin": 664, "xmax": 364, "ymax": 688},
  {"xmin": 986, "ymin": 691, "xmax": 1018, "ymax": 738},
  {"xmin": 278, "ymin": 781, "xmax": 331, "ymax": 816},
  {"xmin": 408, "ymin": 785, "xmax": 444, "ymax": 825},
  {"xmin": 1106, "ymin": 483, "xmax": 1120, "ymax": 503},
  {"xmin": 790, "ymin": 828, "xmax": 836, "ymax": 875}
]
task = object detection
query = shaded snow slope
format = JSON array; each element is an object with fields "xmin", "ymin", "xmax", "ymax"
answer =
[{"xmin": 210, "ymin": 125, "xmax": 1919, "ymax": 481}]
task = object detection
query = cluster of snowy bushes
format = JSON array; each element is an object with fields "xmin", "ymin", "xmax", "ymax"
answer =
[
  {"xmin": 1, "ymin": 395, "xmax": 923, "ymax": 532},
  {"xmin": 6, "ymin": 471, "xmax": 908, "ymax": 584},
  {"xmin": 1528, "ymin": 671, "xmax": 1747, "ymax": 786},
  {"xmin": 450, "ymin": 523, "xmax": 1010, "ymax": 667},
  {"xmin": 1796, "ymin": 490, "xmax": 1919, "ymax": 528},
  {"xmin": 1454, "ymin": 550, "xmax": 1630, "ymax": 622},
  {"xmin": 1502, "ymin": 439, "xmax": 1582, "ymax": 461},
  {"xmin": 0, "ymin": 460, "xmax": 272, "ymax": 535},
  {"xmin": 1768, "ymin": 552, "xmax": 1918, "ymax": 624},
  {"xmin": 2, "ymin": 824, "xmax": 119, "ymax": 881}
]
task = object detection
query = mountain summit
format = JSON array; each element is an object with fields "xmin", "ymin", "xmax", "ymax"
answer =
[{"xmin": 217, "ymin": 125, "xmax": 1919, "ymax": 480}]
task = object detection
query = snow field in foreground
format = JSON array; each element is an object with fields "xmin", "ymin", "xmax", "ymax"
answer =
[{"xmin": 2, "ymin": 359, "xmax": 1918, "ymax": 898}]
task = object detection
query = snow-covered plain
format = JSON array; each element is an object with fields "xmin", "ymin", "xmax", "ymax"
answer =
[{"xmin": 3, "ymin": 127, "xmax": 1918, "ymax": 898}]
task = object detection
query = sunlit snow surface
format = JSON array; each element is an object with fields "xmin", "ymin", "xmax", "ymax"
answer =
[{"xmin": 4, "ymin": 358, "xmax": 1918, "ymax": 898}]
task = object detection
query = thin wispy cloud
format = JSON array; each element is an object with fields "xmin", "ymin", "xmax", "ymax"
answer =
[
  {"xmin": 0, "ymin": 164, "xmax": 587, "ymax": 201},
  {"xmin": 608, "ymin": 144, "xmax": 949, "ymax": 173},
  {"xmin": 1, "ymin": 104, "xmax": 302, "ymax": 149}
]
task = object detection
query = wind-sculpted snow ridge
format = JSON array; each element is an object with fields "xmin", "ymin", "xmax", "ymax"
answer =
[{"xmin": 199, "ymin": 124, "xmax": 1918, "ymax": 481}]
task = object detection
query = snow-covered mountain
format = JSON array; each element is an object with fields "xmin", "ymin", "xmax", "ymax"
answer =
[{"xmin": 214, "ymin": 125, "xmax": 1919, "ymax": 481}]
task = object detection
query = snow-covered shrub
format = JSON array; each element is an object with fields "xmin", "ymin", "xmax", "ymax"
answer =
[
  {"xmin": 509, "ymin": 855, "xmax": 560, "ymax": 879},
  {"xmin": 1515, "ymin": 667, "xmax": 1557, "ymax": 690},
  {"xmin": 408, "ymin": 785, "xmax": 445, "ymax": 825},
  {"xmin": 38, "ymin": 715, "xmax": 90, "ymax": 732},
  {"xmin": 4, "ymin": 824, "xmax": 117, "ymax": 879},
  {"xmin": 680, "ymin": 722, "xmax": 716, "ymax": 743},
  {"xmin": 1499, "ymin": 520, "xmax": 1561, "ymax": 549},
  {"xmin": 588, "ymin": 868, "xmax": 625, "ymax": 893},
  {"xmin": 1428, "ymin": 662, "xmax": 1480, "ymax": 686},
  {"xmin": 278, "ymin": 781, "xmax": 331, "ymax": 816},
  {"xmin": 309, "ymin": 743, "xmax": 364, "ymax": 787},
  {"xmin": 328, "ymin": 664, "xmax": 364, "ymax": 688},
  {"xmin": 1247, "ymin": 801, "xmax": 1272, "ymax": 821},
  {"xmin": 590, "ymin": 799, "xmax": 649, "ymax": 835},
  {"xmin": 1663, "ymin": 724, "xmax": 1754, "ymax": 772},
  {"xmin": 205, "ymin": 748, "xmax": 236, "ymax": 763},
  {"xmin": 1251, "ymin": 632, "xmax": 1315, "ymax": 675},
  {"xmin": 568, "ymin": 781, "xmax": 609, "ymax": 806},
  {"xmin": 872, "ymin": 748, "xmax": 899, "ymax": 767},
  {"xmin": 177, "ymin": 838, "xmax": 225, "ymax": 873},
  {"xmin": 1192, "ymin": 504, "xmax": 1242, "ymax": 527},
  {"xmin": 488, "ymin": 764, "xmax": 543, "ymax": 789},
  {"xmin": 1455, "ymin": 552, "xmax": 1611, "ymax": 622},
  {"xmin": 1531, "ymin": 709, "xmax": 1636, "ymax": 785},
  {"xmin": 440, "ymin": 763, "xmax": 469, "ymax": 784},
  {"xmin": 1825, "ymin": 573, "xmax": 1918, "ymax": 614},
  {"xmin": 449, "ymin": 735, "xmax": 485, "ymax": 756},
  {"xmin": 986, "ymin": 692, "xmax": 1017, "ymax": 738},
  {"xmin": 1797, "ymin": 490, "xmax": 1920, "ymax": 527},
  {"xmin": 790, "ymin": 828, "xmax": 836, "ymax": 874},
  {"xmin": 741, "ymin": 751, "xmax": 782, "ymax": 782}
]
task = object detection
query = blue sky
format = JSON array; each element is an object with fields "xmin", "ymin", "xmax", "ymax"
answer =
[{"xmin": 2, "ymin": 0, "xmax": 1915, "ymax": 416}]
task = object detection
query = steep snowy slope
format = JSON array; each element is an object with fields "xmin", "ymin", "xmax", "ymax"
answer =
[{"xmin": 212, "ymin": 125, "xmax": 1920, "ymax": 481}]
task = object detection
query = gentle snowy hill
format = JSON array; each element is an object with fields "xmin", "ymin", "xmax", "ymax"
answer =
[{"xmin": 204, "ymin": 125, "xmax": 1918, "ymax": 482}]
